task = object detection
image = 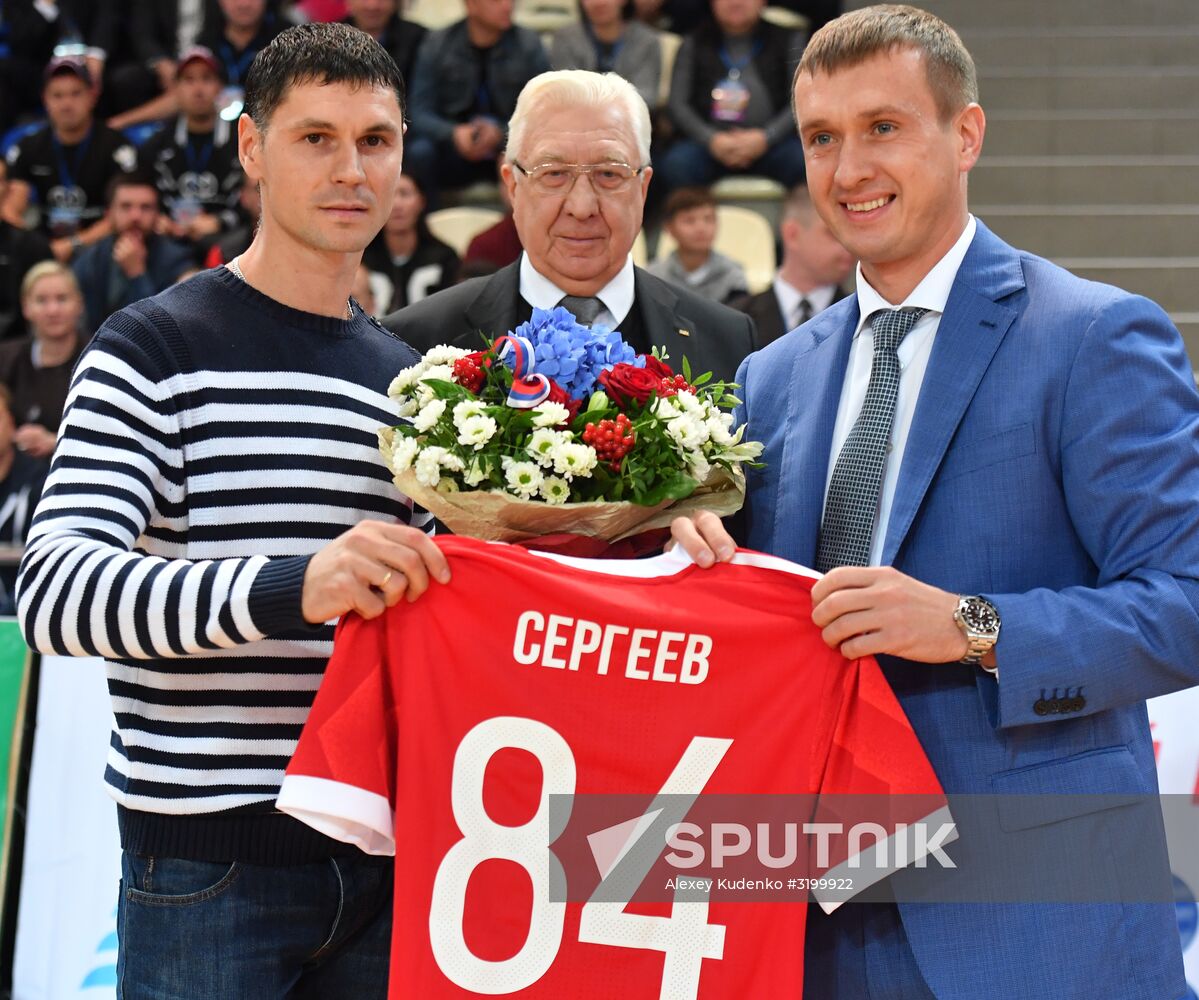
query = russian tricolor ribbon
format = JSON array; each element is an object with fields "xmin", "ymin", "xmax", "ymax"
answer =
[
  {"xmin": 507, "ymin": 373, "xmax": 552, "ymax": 408},
  {"xmin": 494, "ymin": 335, "xmax": 536, "ymax": 378},
  {"xmin": 493, "ymin": 335, "xmax": 551, "ymax": 408}
]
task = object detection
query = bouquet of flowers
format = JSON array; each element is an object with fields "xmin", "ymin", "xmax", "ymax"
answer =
[{"xmin": 378, "ymin": 306, "xmax": 763, "ymax": 545}]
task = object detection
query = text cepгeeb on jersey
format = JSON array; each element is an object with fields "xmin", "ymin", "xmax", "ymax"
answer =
[{"xmin": 512, "ymin": 611, "xmax": 712, "ymax": 684}]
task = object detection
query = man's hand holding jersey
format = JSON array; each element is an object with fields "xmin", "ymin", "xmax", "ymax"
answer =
[
  {"xmin": 669, "ymin": 513, "xmax": 970, "ymax": 664},
  {"xmin": 302, "ymin": 520, "xmax": 451, "ymax": 623}
]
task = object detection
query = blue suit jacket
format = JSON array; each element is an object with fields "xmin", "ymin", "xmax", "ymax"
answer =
[{"xmin": 738, "ymin": 221, "xmax": 1196, "ymax": 999}]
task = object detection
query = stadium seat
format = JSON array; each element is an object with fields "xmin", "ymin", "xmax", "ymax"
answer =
[
  {"xmin": 657, "ymin": 32, "xmax": 682, "ymax": 109},
  {"xmin": 517, "ymin": 0, "xmax": 577, "ymax": 34},
  {"xmin": 426, "ymin": 206, "xmax": 505, "ymax": 257},
  {"xmin": 655, "ymin": 204, "xmax": 777, "ymax": 294},
  {"xmin": 762, "ymin": 6, "xmax": 809, "ymax": 30},
  {"xmin": 407, "ymin": 0, "xmax": 464, "ymax": 29},
  {"xmin": 632, "ymin": 229, "xmax": 648, "ymax": 267}
]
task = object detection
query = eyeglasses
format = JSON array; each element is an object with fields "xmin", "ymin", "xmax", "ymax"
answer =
[{"xmin": 512, "ymin": 161, "xmax": 646, "ymax": 195}]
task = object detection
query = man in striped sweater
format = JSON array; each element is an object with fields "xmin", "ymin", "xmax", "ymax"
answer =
[{"xmin": 15, "ymin": 23, "xmax": 449, "ymax": 999}]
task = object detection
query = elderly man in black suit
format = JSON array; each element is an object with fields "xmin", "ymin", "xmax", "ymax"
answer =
[
  {"xmin": 737, "ymin": 183, "xmax": 854, "ymax": 349},
  {"xmin": 384, "ymin": 70, "xmax": 756, "ymax": 384}
]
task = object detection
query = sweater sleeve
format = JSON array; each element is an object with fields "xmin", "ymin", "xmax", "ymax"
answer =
[
  {"xmin": 667, "ymin": 37, "xmax": 717, "ymax": 146},
  {"xmin": 408, "ymin": 31, "xmax": 456, "ymax": 143},
  {"xmin": 15, "ymin": 306, "xmax": 313, "ymax": 659}
]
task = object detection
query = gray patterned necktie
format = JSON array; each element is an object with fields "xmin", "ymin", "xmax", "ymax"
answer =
[
  {"xmin": 815, "ymin": 307, "xmax": 929, "ymax": 573},
  {"xmin": 558, "ymin": 295, "xmax": 603, "ymax": 326}
]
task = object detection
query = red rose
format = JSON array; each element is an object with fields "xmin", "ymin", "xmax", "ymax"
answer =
[
  {"xmin": 640, "ymin": 354, "xmax": 674, "ymax": 379},
  {"xmin": 598, "ymin": 362, "xmax": 663, "ymax": 408},
  {"xmin": 545, "ymin": 379, "xmax": 581, "ymax": 423}
]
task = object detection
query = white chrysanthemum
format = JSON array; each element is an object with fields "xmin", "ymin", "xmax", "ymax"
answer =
[
  {"xmin": 419, "ymin": 363, "xmax": 454, "ymax": 388},
  {"xmin": 412, "ymin": 397, "xmax": 447, "ymax": 432},
  {"xmin": 389, "ymin": 435, "xmax": 419, "ymax": 473},
  {"xmin": 505, "ymin": 460, "xmax": 544, "ymax": 498},
  {"xmin": 395, "ymin": 398, "xmax": 418, "ymax": 419},
  {"xmin": 452, "ymin": 399, "xmax": 486, "ymax": 425},
  {"xmin": 414, "ymin": 448, "xmax": 443, "ymax": 487},
  {"xmin": 463, "ymin": 456, "xmax": 488, "ymax": 487},
  {"xmin": 552, "ymin": 441, "xmax": 598, "ymax": 479},
  {"xmin": 457, "ymin": 414, "xmax": 497, "ymax": 449},
  {"xmin": 540, "ymin": 476, "xmax": 571, "ymax": 505},
  {"xmin": 388, "ymin": 362, "xmax": 427, "ymax": 398},
  {"xmin": 424, "ymin": 345, "xmax": 471, "ymax": 366},
  {"xmin": 531, "ymin": 401, "xmax": 570, "ymax": 427},
  {"xmin": 527, "ymin": 427, "xmax": 565, "ymax": 465},
  {"xmin": 667, "ymin": 414, "xmax": 709, "ymax": 451}
]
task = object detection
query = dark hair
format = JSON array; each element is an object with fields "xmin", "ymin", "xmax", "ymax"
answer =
[
  {"xmin": 798, "ymin": 5, "xmax": 978, "ymax": 122},
  {"xmin": 397, "ymin": 172, "xmax": 435, "ymax": 243},
  {"xmin": 243, "ymin": 22, "xmax": 406, "ymax": 131},
  {"xmin": 663, "ymin": 186, "xmax": 717, "ymax": 220},
  {"xmin": 104, "ymin": 171, "xmax": 161, "ymax": 209}
]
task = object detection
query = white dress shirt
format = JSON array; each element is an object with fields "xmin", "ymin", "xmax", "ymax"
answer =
[
  {"xmin": 823, "ymin": 215, "xmax": 977, "ymax": 566},
  {"xmin": 774, "ymin": 277, "xmax": 839, "ymax": 330},
  {"xmin": 518, "ymin": 253, "xmax": 636, "ymax": 329}
]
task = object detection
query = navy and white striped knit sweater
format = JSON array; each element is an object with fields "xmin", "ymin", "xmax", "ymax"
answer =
[{"xmin": 16, "ymin": 266, "xmax": 432, "ymax": 864}]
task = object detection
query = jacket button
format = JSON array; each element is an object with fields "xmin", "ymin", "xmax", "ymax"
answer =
[{"xmin": 1034, "ymin": 699, "xmax": 1049, "ymax": 715}]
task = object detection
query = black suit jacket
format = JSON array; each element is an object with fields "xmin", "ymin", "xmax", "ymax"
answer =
[
  {"xmin": 382, "ymin": 261, "xmax": 756, "ymax": 385},
  {"xmin": 738, "ymin": 283, "xmax": 850, "ymax": 351}
]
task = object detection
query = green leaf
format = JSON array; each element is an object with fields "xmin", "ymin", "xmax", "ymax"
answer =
[
  {"xmin": 420, "ymin": 378, "xmax": 470, "ymax": 401},
  {"xmin": 691, "ymin": 371, "xmax": 713, "ymax": 386},
  {"xmin": 639, "ymin": 473, "xmax": 698, "ymax": 506},
  {"xmin": 682, "ymin": 356, "xmax": 693, "ymax": 382}
]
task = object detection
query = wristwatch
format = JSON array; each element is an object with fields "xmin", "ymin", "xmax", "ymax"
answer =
[{"xmin": 953, "ymin": 595, "xmax": 1000, "ymax": 668}]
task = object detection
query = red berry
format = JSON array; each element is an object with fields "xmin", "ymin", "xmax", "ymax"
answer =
[{"xmin": 452, "ymin": 357, "xmax": 485, "ymax": 394}]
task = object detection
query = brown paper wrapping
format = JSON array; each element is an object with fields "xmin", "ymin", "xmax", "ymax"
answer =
[{"xmin": 381, "ymin": 428, "xmax": 746, "ymax": 543}]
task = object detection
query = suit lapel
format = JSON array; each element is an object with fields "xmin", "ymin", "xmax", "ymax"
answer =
[
  {"xmin": 881, "ymin": 223, "xmax": 1024, "ymax": 565},
  {"xmin": 462, "ymin": 261, "xmax": 522, "ymax": 342},
  {"xmin": 772, "ymin": 299, "xmax": 859, "ymax": 566},
  {"xmin": 632, "ymin": 267, "xmax": 698, "ymax": 369}
]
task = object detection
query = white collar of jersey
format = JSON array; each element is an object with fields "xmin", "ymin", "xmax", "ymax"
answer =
[
  {"xmin": 524, "ymin": 543, "xmax": 820, "ymax": 582},
  {"xmin": 852, "ymin": 214, "xmax": 977, "ymax": 339},
  {"xmin": 518, "ymin": 252, "xmax": 636, "ymax": 327}
]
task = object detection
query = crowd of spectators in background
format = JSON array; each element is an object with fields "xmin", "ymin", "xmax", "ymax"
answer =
[{"xmin": 0, "ymin": 0, "xmax": 844, "ymax": 573}]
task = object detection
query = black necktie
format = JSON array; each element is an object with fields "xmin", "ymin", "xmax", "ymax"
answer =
[
  {"xmin": 794, "ymin": 297, "xmax": 814, "ymax": 328},
  {"xmin": 815, "ymin": 307, "xmax": 929, "ymax": 573}
]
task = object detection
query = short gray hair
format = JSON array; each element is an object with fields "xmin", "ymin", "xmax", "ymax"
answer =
[{"xmin": 506, "ymin": 70, "xmax": 651, "ymax": 166}]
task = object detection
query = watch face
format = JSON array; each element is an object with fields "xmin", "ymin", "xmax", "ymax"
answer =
[{"xmin": 962, "ymin": 599, "xmax": 1000, "ymax": 634}]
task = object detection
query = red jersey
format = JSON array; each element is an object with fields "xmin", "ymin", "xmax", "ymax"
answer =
[{"xmin": 278, "ymin": 536, "xmax": 949, "ymax": 998}]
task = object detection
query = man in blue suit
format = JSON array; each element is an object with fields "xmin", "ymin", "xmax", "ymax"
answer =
[{"xmin": 671, "ymin": 5, "xmax": 1198, "ymax": 999}]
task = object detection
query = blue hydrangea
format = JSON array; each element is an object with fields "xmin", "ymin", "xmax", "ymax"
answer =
[{"xmin": 510, "ymin": 307, "xmax": 644, "ymax": 400}]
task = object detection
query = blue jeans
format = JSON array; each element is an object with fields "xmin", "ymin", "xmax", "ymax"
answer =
[
  {"xmin": 117, "ymin": 850, "xmax": 393, "ymax": 999},
  {"xmin": 654, "ymin": 133, "xmax": 807, "ymax": 196}
]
